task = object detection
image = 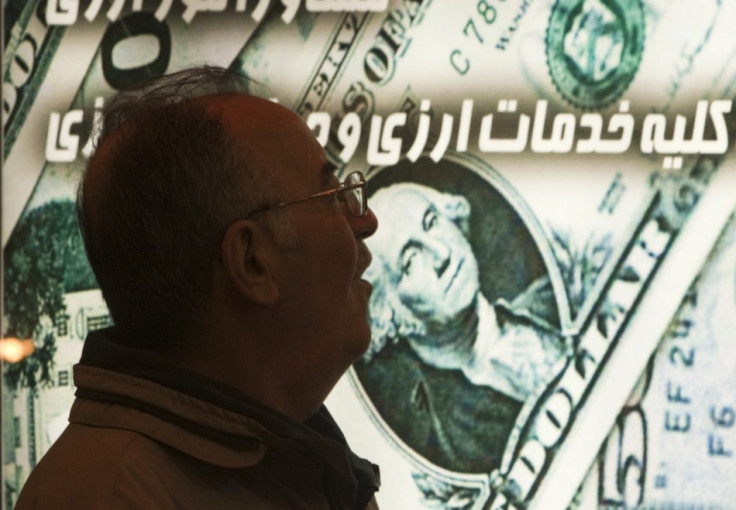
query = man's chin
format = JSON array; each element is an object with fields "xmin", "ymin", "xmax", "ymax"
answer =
[
  {"xmin": 351, "ymin": 320, "xmax": 373, "ymax": 359},
  {"xmin": 447, "ymin": 282, "xmax": 479, "ymax": 312}
]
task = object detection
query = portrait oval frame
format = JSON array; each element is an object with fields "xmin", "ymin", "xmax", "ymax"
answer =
[{"xmin": 349, "ymin": 151, "xmax": 573, "ymax": 487}]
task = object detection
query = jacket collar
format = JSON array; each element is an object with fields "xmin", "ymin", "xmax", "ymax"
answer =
[{"xmin": 74, "ymin": 327, "xmax": 380, "ymax": 509}]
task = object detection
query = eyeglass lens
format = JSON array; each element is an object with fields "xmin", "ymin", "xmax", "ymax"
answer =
[{"xmin": 343, "ymin": 172, "xmax": 366, "ymax": 216}]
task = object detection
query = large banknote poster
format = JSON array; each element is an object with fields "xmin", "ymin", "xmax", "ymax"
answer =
[{"xmin": 2, "ymin": 0, "xmax": 736, "ymax": 508}]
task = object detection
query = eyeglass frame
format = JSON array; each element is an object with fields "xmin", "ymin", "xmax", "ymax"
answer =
[{"xmin": 246, "ymin": 171, "xmax": 368, "ymax": 218}]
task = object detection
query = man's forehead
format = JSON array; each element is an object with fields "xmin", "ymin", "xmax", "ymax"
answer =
[
  {"xmin": 374, "ymin": 186, "xmax": 434, "ymax": 216},
  {"xmin": 371, "ymin": 186, "xmax": 449, "ymax": 251},
  {"xmin": 372, "ymin": 200, "xmax": 425, "ymax": 249}
]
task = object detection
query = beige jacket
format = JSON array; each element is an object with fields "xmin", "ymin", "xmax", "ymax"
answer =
[{"xmin": 16, "ymin": 329, "xmax": 380, "ymax": 510}]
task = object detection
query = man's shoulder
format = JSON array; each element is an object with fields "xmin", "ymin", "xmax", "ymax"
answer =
[
  {"xmin": 31, "ymin": 422, "xmax": 144, "ymax": 477},
  {"xmin": 16, "ymin": 422, "xmax": 244, "ymax": 509},
  {"xmin": 15, "ymin": 423, "xmax": 166, "ymax": 509},
  {"xmin": 14, "ymin": 421, "xmax": 354, "ymax": 510}
]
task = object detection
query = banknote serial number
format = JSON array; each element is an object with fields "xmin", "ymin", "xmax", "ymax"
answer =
[
  {"xmin": 664, "ymin": 294, "xmax": 733, "ymax": 460},
  {"xmin": 450, "ymin": 0, "xmax": 507, "ymax": 75}
]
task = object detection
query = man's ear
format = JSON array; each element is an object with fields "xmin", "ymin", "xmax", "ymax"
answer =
[
  {"xmin": 443, "ymin": 193, "xmax": 470, "ymax": 220},
  {"xmin": 220, "ymin": 220, "xmax": 279, "ymax": 305}
]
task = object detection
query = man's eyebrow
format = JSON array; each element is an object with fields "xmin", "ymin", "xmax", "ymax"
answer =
[
  {"xmin": 422, "ymin": 205, "xmax": 437, "ymax": 230},
  {"xmin": 398, "ymin": 239, "xmax": 422, "ymax": 270},
  {"xmin": 397, "ymin": 207, "xmax": 427, "ymax": 264}
]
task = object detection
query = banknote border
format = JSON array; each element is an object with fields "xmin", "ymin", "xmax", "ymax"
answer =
[{"xmin": 3, "ymin": 0, "xmax": 67, "ymax": 159}]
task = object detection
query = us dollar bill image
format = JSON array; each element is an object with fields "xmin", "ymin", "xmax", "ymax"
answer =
[
  {"xmin": 570, "ymin": 211, "xmax": 736, "ymax": 509},
  {"xmin": 241, "ymin": 2, "xmax": 736, "ymax": 509},
  {"xmin": 325, "ymin": 156, "xmax": 735, "ymax": 510},
  {"xmin": 3, "ymin": 0, "xmax": 736, "ymax": 509}
]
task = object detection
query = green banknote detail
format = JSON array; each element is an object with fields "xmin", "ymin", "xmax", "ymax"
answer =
[{"xmin": 546, "ymin": 0, "xmax": 645, "ymax": 109}]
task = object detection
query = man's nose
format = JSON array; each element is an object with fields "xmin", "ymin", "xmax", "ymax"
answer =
[
  {"xmin": 425, "ymin": 237, "xmax": 450, "ymax": 277},
  {"xmin": 350, "ymin": 206, "xmax": 378, "ymax": 240}
]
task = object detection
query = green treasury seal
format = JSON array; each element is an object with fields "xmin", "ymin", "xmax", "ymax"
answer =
[{"xmin": 546, "ymin": 0, "xmax": 645, "ymax": 109}]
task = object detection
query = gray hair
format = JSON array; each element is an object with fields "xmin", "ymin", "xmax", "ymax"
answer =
[
  {"xmin": 363, "ymin": 182, "xmax": 471, "ymax": 361},
  {"xmin": 77, "ymin": 65, "xmax": 296, "ymax": 354}
]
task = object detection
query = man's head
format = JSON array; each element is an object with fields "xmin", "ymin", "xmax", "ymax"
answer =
[
  {"xmin": 78, "ymin": 66, "xmax": 378, "ymax": 417},
  {"xmin": 364, "ymin": 182, "xmax": 479, "ymax": 359},
  {"xmin": 79, "ymin": 67, "xmax": 286, "ymax": 352}
]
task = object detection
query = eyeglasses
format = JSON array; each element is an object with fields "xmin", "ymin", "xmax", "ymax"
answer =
[{"xmin": 247, "ymin": 171, "xmax": 368, "ymax": 218}]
